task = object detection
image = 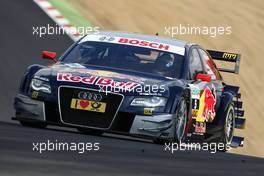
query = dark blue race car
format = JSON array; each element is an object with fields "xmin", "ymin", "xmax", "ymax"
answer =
[{"xmin": 13, "ymin": 32, "xmax": 245, "ymax": 150}]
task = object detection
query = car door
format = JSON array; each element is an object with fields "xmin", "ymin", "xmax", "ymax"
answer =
[
  {"xmin": 198, "ymin": 48, "xmax": 224, "ymax": 117},
  {"xmin": 188, "ymin": 46, "xmax": 217, "ymax": 129}
]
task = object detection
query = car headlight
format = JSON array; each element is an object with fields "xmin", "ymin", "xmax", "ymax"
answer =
[
  {"xmin": 31, "ymin": 78, "xmax": 51, "ymax": 93},
  {"xmin": 130, "ymin": 97, "xmax": 167, "ymax": 107}
]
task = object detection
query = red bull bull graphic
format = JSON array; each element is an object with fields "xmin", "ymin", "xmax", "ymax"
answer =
[{"xmin": 192, "ymin": 86, "xmax": 216, "ymax": 123}]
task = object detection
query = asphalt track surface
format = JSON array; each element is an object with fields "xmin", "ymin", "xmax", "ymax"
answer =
[{"xmin": 0, "ymin": 0, "xmax": 263, "ymax": 175}]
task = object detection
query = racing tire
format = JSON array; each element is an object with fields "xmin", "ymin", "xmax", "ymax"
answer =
[
  {"xmin": 19, "ymin": 120, "xmax": 47, "ymax": 128},
  {"xmin": 218, "ymin": 103, "xmax": 235, "ymax": 152},
  {"xmin": 173, "ymin": 97, "xmax": 188, "ymax": 143},
  {"xmin": 153, "ymin": 98, "xmax": 188, "ymax": 144},
  {"xmin": 77, "ymin": 127, "xmax": 104, "ymax": 136}
]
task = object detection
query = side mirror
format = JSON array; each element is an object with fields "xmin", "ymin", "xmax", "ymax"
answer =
[
  {"xmin": 42, "ymin": 51, "xmax": 57, "ymax": 62},
  {"xmin": 195, "ymin": 73, "xmax": 212, "ymax": 82}
]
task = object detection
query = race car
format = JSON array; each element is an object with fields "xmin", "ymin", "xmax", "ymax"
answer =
[{"xmin": 13, "ymin": 31, "xmax": 245, "ymax": 149}]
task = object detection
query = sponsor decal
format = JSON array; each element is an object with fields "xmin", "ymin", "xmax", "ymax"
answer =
[
  {"xmin": 202, "ymin": 87, "xmax": 216, "ymax": 122},
  {"xmin": 189, "ymin": 84, "xmax": 200, "ymax": 117},
  {"xmin": 194, "ymin": 122, "xmax": 206, "ymax": 134},
  {"xmin": 79, "ymin": 35, "xmax": 185, "ymax": 55},
  {"xmin": 222, "ymin": 52, "xmax": 237, "ymax": 60},
  {"xmin": 31, "ymin": 91, "xmax": 39, "ymax": 99},
  {"xmin": 118, "ymin": 38, "xmax": 170, "ymax": 51},
  {"xmin": 144, "ymin": 108, "xmax": 154, "ymax": 115},
  {"xmin": 192, "ymin": 109, "xmax": 198, "ymax": 118},
  {"xmin": 191, "ymin": 86, "xmax": 216, "ymax": 122},
  {"xmin": 57, "ymin": 73, "xmax": 97, "ymax": 85},
  {"xmin": 192, "ymin": 99, "xmax": 200, "ymax": 110},
  {"xmin": 189, "ymin": 84, "xmax": 200, "ymax": 99},
  {"xmin": 96, "ymin": 77, "xmax": 140, "ymax": 90},
  {"xmin": 57, "ymin": 73, "xmax": 140, "ymax": 91},
  {"xmin": 70, "ymin": 98, "xmax": 106, "ymax": 113},
  {"xmin": 72, "ymin": 69, "xmax": 145, "ymax": 84}
]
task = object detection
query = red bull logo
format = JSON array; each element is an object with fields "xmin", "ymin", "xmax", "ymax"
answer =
[
  {"xmin": 202, "ymin": 87, "xmax": 216, "ymax": 122},
  {"xmin": 193, "ymin": 86, "xmax": 216, "ymax": 123}
]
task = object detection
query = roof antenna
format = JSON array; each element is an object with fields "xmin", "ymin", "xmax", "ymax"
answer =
[{"xmin": 155, "ymin": 33, "xmax": 159, "ymax": 36}]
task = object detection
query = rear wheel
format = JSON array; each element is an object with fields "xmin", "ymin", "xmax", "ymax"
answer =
[
  {"xmin": 77, "ymin": 127, "xmax": 104, "ymax": 136},
  {"xmin": 219, "ymin": 103, "xmax": 235, "ymax": 151}
]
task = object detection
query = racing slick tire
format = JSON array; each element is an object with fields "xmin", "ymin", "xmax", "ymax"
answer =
[
  {"xmin": 77, "ymin": 127, "xmax": 104, "ymax": 136},
  {"xmin": 218, "ymin": 103, "xmax": 235, "ymax": 152},
  {"xmin": 173, "ymin": 97, "xmax": 188, "ymax": 143},
  {"xmin": 19, "ymin": 120, "xmax": 47, "ymax": 129},
  {"xmin": 154, "ymin": 97, "xmax": 188, "ymax": 144}
]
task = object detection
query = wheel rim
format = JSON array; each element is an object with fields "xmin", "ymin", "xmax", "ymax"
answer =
[
  {"xmin": 175, "ymin": 100, "xmax": 187, "ymax": 141},
  {"xmin": 225, "ymin": 108, "xmax": 235, "ymax": 143}
]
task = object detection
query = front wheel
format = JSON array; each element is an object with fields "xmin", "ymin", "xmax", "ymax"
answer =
[
  {"xmin": 153, "ymin": 98, "xmax": 188, "ymax": 144},
  {"xmin": 174, "ymin": 98, "xmax": 188, "ymax": 143}
]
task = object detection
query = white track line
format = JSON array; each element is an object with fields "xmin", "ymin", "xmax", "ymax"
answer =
[{"xmin": 33, "ymin": 0, "xmax": 81, "ymax": 41}]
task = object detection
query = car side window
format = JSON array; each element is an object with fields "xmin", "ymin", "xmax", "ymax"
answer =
[
  {"xmin": 189, "ymin": 48, "xmax": 204, "ymax": 80},
  {"xmin": 198, "ymin": 49, "xmax": 221, "ymax": 80}
]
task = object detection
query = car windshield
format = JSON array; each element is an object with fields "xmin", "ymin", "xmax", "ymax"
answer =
[{"xmin": 61, "ymin": 41, "xmax": 184, "ymax": 78}]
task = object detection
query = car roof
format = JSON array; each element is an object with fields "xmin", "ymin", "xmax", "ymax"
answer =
[{"xmin": 87, "ymin": 31, "xmax": 188, "ymax": 48}]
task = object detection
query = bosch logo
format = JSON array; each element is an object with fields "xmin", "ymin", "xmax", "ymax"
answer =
[{"xmin": 78, "ymin": 91, "xmax": 103, "ymax": 101}]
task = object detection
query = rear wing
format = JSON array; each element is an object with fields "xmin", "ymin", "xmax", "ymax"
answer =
[{"xmin": 206, "ymin": 50, "xmax": 241, "ymax": 74}]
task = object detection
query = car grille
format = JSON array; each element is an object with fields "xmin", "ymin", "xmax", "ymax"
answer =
[{"xmin": 59, "ymin": 87, "xmax": 123, "ymax": 129}]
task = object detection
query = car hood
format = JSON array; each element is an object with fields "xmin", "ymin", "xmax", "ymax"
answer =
[{"xmin": 34, "ymin": 63, "xmax": 186, "ymax": 97}]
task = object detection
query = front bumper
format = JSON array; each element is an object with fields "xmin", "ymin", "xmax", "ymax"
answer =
[
  {"xmin": 13, "ymin": 93, "xmax": 176, "ymax": 139},
  {"xmin": 14, "ymin": 94, "xmax": 46, "ymax": 122},
  {"xmin": 129, "ymin": 114, "xmax": 175, "ymax": 139}
]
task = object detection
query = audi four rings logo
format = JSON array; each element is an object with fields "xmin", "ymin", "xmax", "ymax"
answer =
[{"xmin": 78, "ymin": 91, "xmax": 103, "ymax": 101}]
